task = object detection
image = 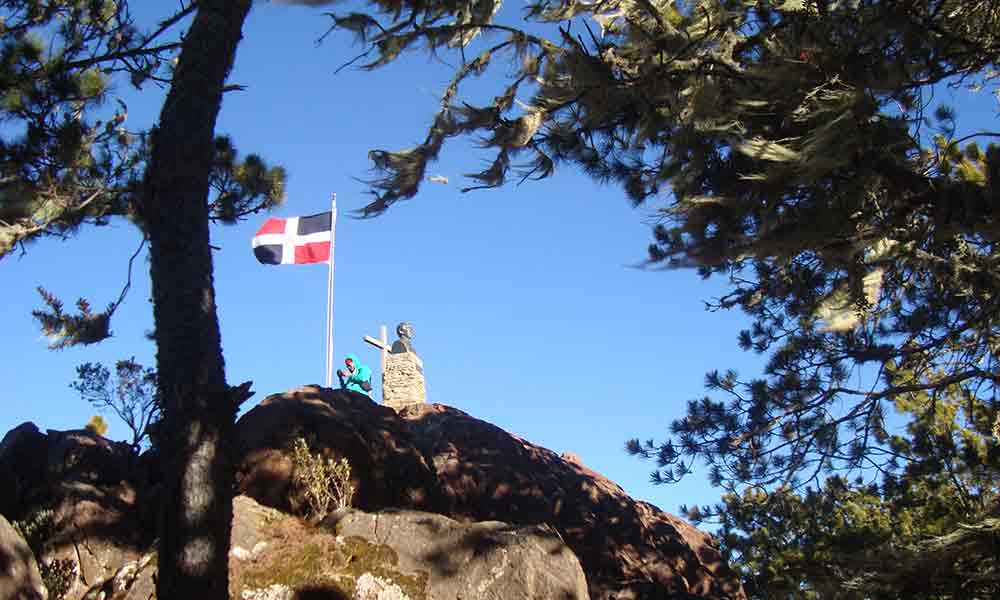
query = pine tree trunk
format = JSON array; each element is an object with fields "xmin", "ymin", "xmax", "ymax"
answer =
[{"xmin": 141, "ymin": 1, "xmax": 252, "ymax": 598}]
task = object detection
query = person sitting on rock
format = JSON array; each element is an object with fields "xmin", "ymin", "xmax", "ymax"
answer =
[{"xmin": 337, "ymin": 354, "xmax": 373, "ymax": 397}]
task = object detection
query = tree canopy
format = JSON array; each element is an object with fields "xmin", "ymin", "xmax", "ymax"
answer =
[
  {"xmin": 325, "ymin": 0, "xmax": 1000, "ymax": 595},
  {"xmin": 0, "ymin": 0, "xmax": 285, "ymax": 344},
  {"xmin": 692, "ymin": 378, "xmax": 999, "ymax": 598},
  {"xmin": 72, "ymin": 357, "xmax": 159, "ymax": 451},
  {"xmin": 0, "ymin": 0, "xmax": 286, "ymax": 253},
  {"xmin": 0, "ymin": 1, "xmax": 277, "ymax": 597},
  {"xmin": 330, "ymin": 0, "xmax": 1000, "ymax": 484}
]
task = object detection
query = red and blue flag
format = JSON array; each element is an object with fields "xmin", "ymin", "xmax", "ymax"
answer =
[{"xmin": 251, "ymin": 211, "xmax": 332, "ymax": 265}]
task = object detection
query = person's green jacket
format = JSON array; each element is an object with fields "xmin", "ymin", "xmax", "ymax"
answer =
[{"xmin": 340, "ymin": 354, "xmax": 373, "ymax": 397}]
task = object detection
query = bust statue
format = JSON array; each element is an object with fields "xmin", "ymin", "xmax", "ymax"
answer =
[
  {"xmin": 383, "ymin": 320, "xmax": 426, "ymax": 409},
  {"xmin": 390, "ymin": 321, "xmax": 416, "ymax": 354}
]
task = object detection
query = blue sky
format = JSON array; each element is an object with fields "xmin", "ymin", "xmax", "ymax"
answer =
[{"xmin": 1, "ymin": 1, "xmax": 996, "ymax": 518}]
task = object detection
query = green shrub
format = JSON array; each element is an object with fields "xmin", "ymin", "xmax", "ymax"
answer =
[
  {"xmin": 290, "ymin": 437, "xmax": 354, "ymax": 521},
  {"xmin": 13, "ymin": 510, "xmax": 76, "ymax": 599},
  {"xmin": 85, "ymin": 414, "xmax": 109, "ymax": 436},
  {"xmin": 39, "ymin": 558, "xmax": 76, "ymax": 600},
  {"xmin": 12, "ymin": 509, "xmax": 56, "ymax": 553}
]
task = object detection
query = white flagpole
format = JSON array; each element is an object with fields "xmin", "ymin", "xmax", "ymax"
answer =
[{"xmin": 325, "ymin": 194, "xmax": 337, "ymax": 387}]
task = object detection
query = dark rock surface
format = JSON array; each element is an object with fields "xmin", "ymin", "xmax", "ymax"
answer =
[
  {"xmin": 330, "ymin": 506, "xmax": 590, "ymax": 600},
  {"xmin": 0, "ymin": 423, "xmax": 49, "ymax": 519},
  {"xmin": 2, "ymin": 388, "xmax": 746, "ymax": 600},
  {"xmin": 0, "ymin": 514, "xmax": 47, "ymax": 600},
  {"xmin": 1, "ymin": 425, "xmax": 154, "ymax": 600},
  {"xmin": 236, "ymin": 386, "xmax": 443, "ymax": 514},
  {"xmin": 399, "ymin": 403, "xmax": 746, "ymax": 600},
  {"xmin": 230, "ymin": 495, "xmax": 589, "ymax": 600},
  {"xmin": 44, "ymin": 429, "xmax": 133, "ymax": 486}
]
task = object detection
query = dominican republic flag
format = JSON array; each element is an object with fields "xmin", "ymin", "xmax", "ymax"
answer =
[{"xmin": 251, "ymin": 211, "xmax": 333, "ymax": 265}]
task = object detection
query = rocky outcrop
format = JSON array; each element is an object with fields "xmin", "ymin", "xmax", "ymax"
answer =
[
  {"xmin": 0, "ymin": 424, "xmax": 137, "ymax": 523},
  {"xmin": 235, "ymin": 389, "xmax": 744, "ymax": 599},
  {"xmin": 231, "ymin": 495, "xmax": 589, "ymax": 600},
  {"xmin": 399, "ymin": 403, "xmax": 746, "ymax": 600},
  {"xmin": 0, "ymin": 425, "xmax": 153, "ymax": 600},
  {"xmin": 236, "ymin": 386, "xmax": 443, "ymax": 514},
  {"xmin": 2, "ymin": 388, "xmax": 746, "ymax": 600},
  {"xmin": 0, "ymin": 423, "xmax": 49, "ymax": 519},
  {"xmin": 40, "ymin": 479, "xmax": 147, "ymax": 594},
  {"xmin": 0, "ymin": 514, "xmax": 47, "ymax": 600},
  {"xmin": 330, "ymin": 508, "xmax": 589, "ymax": 599},
  {"xmin": 4, "ymin": 486, "xmax": 587, "ymax": 600},
  {"xmin": 44, "ymin": 430, "xmax": 133, "ymax": 487}
]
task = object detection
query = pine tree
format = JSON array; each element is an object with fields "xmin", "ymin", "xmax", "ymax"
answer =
[
  {"xmin": 0, "ymin": 2, "xmax": 282, "ymax": 597},
  {"xmin": 1, "ymin": 1, "xmax": 285, "ymax": 344},
  {"xmin": 325, "ymin": 0, "xmax": 1000, "ymax": 594},
  {"xmin": 688, "ymin": 378, "xmax": 999, "ymax": 598},
  {"xmin": 139, "ymin": 3, "xmax": 256, "ymax": 596},
  {"xmin": 330, "ymin": 0, "xmax": 1000, "ymax": 484}
]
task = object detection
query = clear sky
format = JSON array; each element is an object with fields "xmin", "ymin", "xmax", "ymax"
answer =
[{"xmin": 1, "ymin": 1, "xmax": 995, "ymax": 518}]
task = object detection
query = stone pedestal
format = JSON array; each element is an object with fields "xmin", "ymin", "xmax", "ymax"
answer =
[{"xmin": 383, "ymin": 352, "xmax": 426, "ymax": 411}]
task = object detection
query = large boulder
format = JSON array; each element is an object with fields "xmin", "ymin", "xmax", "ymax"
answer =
[
  {"xmin": 399, "ymin": 403, "xmax": 746, "ymax": 600},
  {"xmin": 0, "ymin": 423, "xmax": 49, "ymax": 519},
  {"xmin": 6, "ymin": 477, "xmax": 151, "ymax": 600},
  {"xmin": 0, "ymin": 425, "xmax": 136, "ymax": 524},
  {"xmin": 44, "ymin": 429, "xmax": 133, "ymax": 487},
  {"xmin": 230, "ymin": 495, "xmax": 589, "ymax": 600},
  {"xmin": 3, "ymin": 388, "xmax": 747, "ymax": 599},
  {"xmin": 330, "ymin": 509, "xmax": 589, "ymax": 600},
  {"xmin": 0, "ymin": 425, "xmax": 150, "ymax": 600},
  {"xmin": 0, "ymin": 514, "xmax": 47, "ymax": 600},
  {"xmin": 236, "ymin": 386, "xmax": 443, "ymax": 514},
  {"xmin": 41, "ymin": 479, "xmax": 147, "ymax": 587}
]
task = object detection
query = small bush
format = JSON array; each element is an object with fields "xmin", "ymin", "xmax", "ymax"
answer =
[
  {"xmin": 290, "ymin": 437, "xmax": 354, "ymax": 521},
  {"xmin": 13, "ymin": 510, "xmax": 76, "ymax": 599},
  {"xmin": 12, "ymin": 509, "xmax": 56, "ymax": 553},
  {"xmin": 86, "ymin": 414, "xmax": 109, "ymax": 436},
  {"xmin": 39, "ymin": 558, "xmax": 76, "ymax": 600}
]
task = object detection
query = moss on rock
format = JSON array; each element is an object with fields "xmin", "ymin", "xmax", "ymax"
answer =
[
  {"xmin": 242, "ymin": 541, "xmax": 330, "ymax": 590},
  {"xmin": 235, "ymin": 528, "xmax": 426, "ymax": 600},
  {"xmin": 338, "ymin": 536, "xmax": 427, "ymax": 599}
]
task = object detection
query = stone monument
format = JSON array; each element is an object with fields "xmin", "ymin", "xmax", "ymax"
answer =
[{"xmin": 364, "ymin": 322, "xmax": 427, "ymax": 411}]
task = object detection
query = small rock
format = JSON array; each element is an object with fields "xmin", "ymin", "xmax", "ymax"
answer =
[
  {"xmin": 241, "ymin": 583, "xmax": 294, "ymax": 600},
  {"xmin": 355, "ymin": 573, "xmax": 410, "ymax": 600},
  {"xmin": 561, "ymin": 452, "xmax": 583, "ymax": 465}
]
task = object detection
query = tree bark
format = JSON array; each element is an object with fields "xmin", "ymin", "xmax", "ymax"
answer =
[{"xmin": 140, "ymin": 1, "xmax": 252, "ymax": 598}]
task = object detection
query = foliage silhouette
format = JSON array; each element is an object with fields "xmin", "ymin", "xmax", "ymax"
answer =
[
  {"xmin": 324, "ymin": 0, "xmax": 1000, "ymax": 595},
  {"xmin": 73, "ymin": 358, "xmax": 158, "ymax": 452}
]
